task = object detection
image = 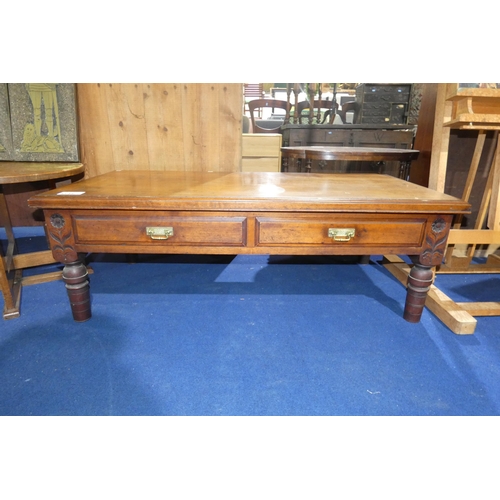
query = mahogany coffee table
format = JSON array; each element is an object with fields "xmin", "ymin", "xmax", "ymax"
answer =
[{"xmin": 28, "ymin": 170, "xmax": 469, "ymax": 323}]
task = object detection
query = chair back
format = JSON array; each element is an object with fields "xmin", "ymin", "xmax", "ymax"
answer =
[
  {"xmin": 248, "ymin": 99, "xmax": 291, "ymax": 134},
  {"xmin": 297, "ymin": 99, "xmax": 338, "ymax": 124},
  {"xmin": 337, "ymin": 101, "xmax": 360, "ymax": 124}
]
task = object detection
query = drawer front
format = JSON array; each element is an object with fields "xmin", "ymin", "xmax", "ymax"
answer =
[
  {"xmin": 242, "ymin": 157, "xmax": 280, "ymax": 172},
  {"xmin": 73, "ymin": 214, "xmax": 247, "ymax": 246},
  {"xmin": 359, "ymin": 84, "xmax": 411, "ymax": 101},
  {"xmin": 255, "ymin": 216, "xmax": 426, "ymax": 248},
  {"xmin": 362, "ymin": 102, "xmax": 392, "ymax": 115},
  {"xmin": 352, "ymin": 130, "xmax": 413, "ymax": 149},
  {"xmin": 242, "ymin": 134, "xmax": 281, "ymax": 157},
  {"xmin": 309, "ymin": 129, "xmax": 351, "ymax": 146}
]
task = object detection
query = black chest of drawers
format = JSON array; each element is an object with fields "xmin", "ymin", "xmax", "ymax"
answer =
[{"xmin": 355, "ymin": 84, "xmax": 412, "ymax": 125}]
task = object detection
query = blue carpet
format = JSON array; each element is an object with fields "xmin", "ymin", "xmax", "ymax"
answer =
[{"xmin": 1, "ymin": 227, "xmax": 500, "ymax": 416}]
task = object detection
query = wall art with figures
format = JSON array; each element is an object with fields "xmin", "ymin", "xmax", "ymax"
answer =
[{"xmin": 0, "ymin": 83, "xmax": 79, "ymax": 162}]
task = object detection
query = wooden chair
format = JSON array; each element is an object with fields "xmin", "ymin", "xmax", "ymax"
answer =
[
  {"xmin": 297, "ymin": 99, "xmax": 338, "ymax": 124},
  {"xmin": 248, "ymin": 99, "xmax": 291, "ymax": 134},
  {"xmin": 337, "ymin": 101, "xmax": 360, "ymax": 124}
]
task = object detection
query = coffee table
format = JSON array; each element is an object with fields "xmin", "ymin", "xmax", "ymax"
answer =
[{"xmin": 28, "ymin": 170, "xmax": 469, "ymax": 323}]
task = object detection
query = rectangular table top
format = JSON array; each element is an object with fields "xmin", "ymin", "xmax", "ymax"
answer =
[{"xmin": 28, "ymin": 170, "xmax": 470, "ymax": 215}]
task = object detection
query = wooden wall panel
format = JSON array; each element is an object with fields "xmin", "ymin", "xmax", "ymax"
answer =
[
  {"xmin": 409, "ymin": 83, "xmax": 438, "ymax": 187},
  {"xmin": 76, "ymin": 83, "xmax": 243, "ymax": 177}
]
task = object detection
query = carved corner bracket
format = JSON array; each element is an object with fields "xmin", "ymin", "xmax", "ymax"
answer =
[
  {"xmin": 419, "ymin": 216, "xmax": 453, "ymax": 267},
  {"xmin": 47, "ymin": 212, "xmax": 79, "ymax": 263}
]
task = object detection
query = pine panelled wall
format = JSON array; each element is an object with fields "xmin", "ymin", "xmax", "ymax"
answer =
[{"xmin": 77, "ymin": 83, "xmax": 244, "ymax": 177}]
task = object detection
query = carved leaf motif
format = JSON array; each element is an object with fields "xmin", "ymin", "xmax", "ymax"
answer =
[
  {"xmin": 421, "ymin": 234, "xmax": 449, "ymax": 266},
  {"xmin": 47, "ymin": 214, "xmax": 78, "ymax": 262},
  {"xmin": 420, "ymin": 217, "xmax": 450, "ymax": 266}
]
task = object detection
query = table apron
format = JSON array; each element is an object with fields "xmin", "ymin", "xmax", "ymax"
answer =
[{"xmin": 42, "ymin": 210, "xmax": 452, "ymax": 261}]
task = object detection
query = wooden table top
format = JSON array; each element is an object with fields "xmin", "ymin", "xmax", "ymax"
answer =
[
  {"xmin": 281, "ymin": 146, "xmax": 419, "ymax": 162},
  {"xmin": 29, "ymin": 170, "xmax": 470, "ymax": 215},
  {"xmin": 0, "ymin": 162, "xmax": 84, "ymax": 184}
]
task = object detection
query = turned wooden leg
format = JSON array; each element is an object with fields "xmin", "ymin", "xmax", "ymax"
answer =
[
  {"xmin": 62, "ymin": 260, "xmax": 91, "ymax": 322},
  {"xmin": 282, "ymin": 156, "xmax": 288, "ymax": 172},
  {"xmin": 399, "ymin": 160, "xmax": 411, "ymax": 180},
  {"xmin": 403, "ymin": 263, "xmax": 434, "ymax": 323}
]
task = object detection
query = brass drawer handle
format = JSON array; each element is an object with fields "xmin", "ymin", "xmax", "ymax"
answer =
[
  {"xmin": 146, "ymin": 227, "xmax": 174, "ymax": 240},
  {"xmin": 328, "ymin": 228, "xmax": 355, "ymax": 242}
]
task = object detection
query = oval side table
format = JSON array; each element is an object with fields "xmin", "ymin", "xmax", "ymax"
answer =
[
  {"xmin": 281, "ymin": 146, "xmax": 419, "ymax": 179},
  {"xmin": 0, "ymin": 162, "xmax": 85, "ymax": 319}
]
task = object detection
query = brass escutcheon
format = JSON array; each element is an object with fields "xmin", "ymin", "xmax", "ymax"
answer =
[
  {"xmin": 146, "ymin": 227, "xmax": 174, "ymax": 240},
  {"xmin": 328, "ymin": 228, "xmax": 356, "ymax": 242}
]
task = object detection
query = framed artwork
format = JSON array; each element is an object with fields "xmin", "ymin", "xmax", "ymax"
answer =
[
  {"xmin": 0, "ymin": 83, "xmax": 13, "ymax": 160},
  {"xmin": 2, "ymin": 83, "xmax": 79, "ymax": 162}
]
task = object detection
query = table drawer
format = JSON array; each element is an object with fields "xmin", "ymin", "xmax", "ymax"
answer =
[
  {"xmin": 73, "ymin": 214, "xmax": 247, "ymax": 246},
  {"xmin": 255, "ymin": 216, "xmax": 426, "ymax": 248}
]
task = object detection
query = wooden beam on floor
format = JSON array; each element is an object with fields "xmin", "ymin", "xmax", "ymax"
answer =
[
  {"xmin": 457, "ymin": 301, "xmax": 500, "ymax": 316},
  {"xmin": 20, "ymin": 267, "xmax": 94, "ymax": 287}
]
